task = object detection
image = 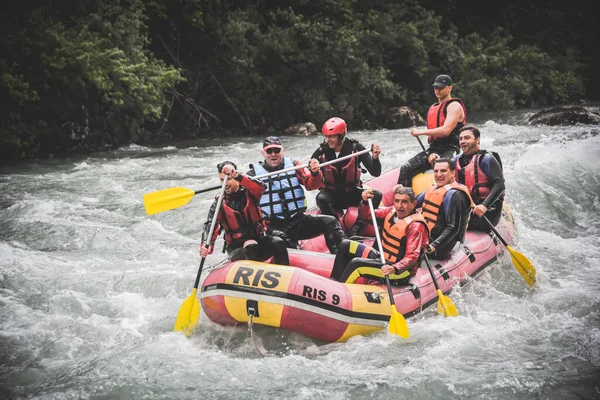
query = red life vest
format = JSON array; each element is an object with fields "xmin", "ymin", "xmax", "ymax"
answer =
[
  {"xmin": 455, "ymin": 151, "xmax": 504, "ymax": 203},
  {"xmin": 421, "ymin": 182, "xmax": 474, "ymax": 231},
  {"xmin": 456, "ymin": 152, "xmax": 488, "ymax": 202},
  {"xmin": 319, "ymin": 140, "xmax": 361, "ymax": 192},
  {"xmin": 219, "ymin": 192, "xmax": 265, "ymax": 245},
  {"xmin": 381, "ymin": 212, "xmax": 428, "ymax": 265},
  {"xmin": 426, "ymin": 98, "xmax": 466, "ymax": 151}
]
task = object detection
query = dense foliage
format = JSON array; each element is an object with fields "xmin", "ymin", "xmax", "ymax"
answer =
[{"xmin": 1, "ymin": 0, "xmax": 597, "ymax": 161}]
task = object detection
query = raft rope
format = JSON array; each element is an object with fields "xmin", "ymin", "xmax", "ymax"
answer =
[{"xmin": 247, "ymin": 308, "xmax": 269, "ymax": 357}]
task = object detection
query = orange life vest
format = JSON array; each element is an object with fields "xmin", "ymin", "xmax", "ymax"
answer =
[
  {"xmin": 421, "ymin": 182, "xmax": 474, "ymax": 231},
  {"xmin": 219, "ymin": 192, "xmax": 266, "ymax": 245},
  {"xmin": 319, "ymin": 139, "xmax": 361, "ymax": 192},
  {"xmin": 426, "ymin": 98, "xmax": 466, "ymax": 151},
  {"xmin": 381, "ymin": 212, "xmax": 428, "ymax": 264}
]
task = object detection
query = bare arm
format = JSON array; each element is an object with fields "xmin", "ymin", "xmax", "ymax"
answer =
[{"xmin": 412, "ymin": 102, "xmax": 464, "ymax": 138}]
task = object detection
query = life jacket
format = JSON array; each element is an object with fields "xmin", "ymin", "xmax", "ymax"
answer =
[
  {"xmin": 426, "ymin": 98, "xmax": 467, "ymax": 152},
  {"xmin": 218, "ymin": 191, "xmax": 266, "ymax": 245},
  {"xmin": 252, "ymin": 158, "xmax": 307, "ymax": 220},
  {"xmin": 381, "ymin": 212, "xmax": 428, "ymax": 264},
  {"xmin": 318, "ymin": 139, "xmax": 361, "ymax": 192},
  {"xmin": 455, "ymin": 150, "xmax": 504, "ymax": 203},
  {"xmin": 421, "ymin": 182, "xmax": 474, "ymax": 231}
]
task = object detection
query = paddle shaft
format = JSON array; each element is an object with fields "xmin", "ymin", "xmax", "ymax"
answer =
[
  {"xmin": 367, "ymin": 198, "xmax": 397, "ymax": 306},
  {"xmin": 416, "ymin": 136, "xmax": 426, "ymax": 151},
  {"xmin": 193, "ymin": 177, "xmax": 228, "ymax": 289},
  {"xmin": 193, "ymin": 186, "xmax": 222, "ymax": 196},
  {"xmin": 423, "ymin": 253, "xmax": 441, "ymax": 291},
  {"xmin": 191, "ymin": 148, "xmax": 372, "ymax": 194},
  {"xmin": 482, "ymin": 215, "xmax": 509, "ymax": 247}
]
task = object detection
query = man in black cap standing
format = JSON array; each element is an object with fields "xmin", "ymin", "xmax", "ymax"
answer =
[
  {"xmin": 397, "ymin": 74, "xmax": 467, "ymax": 189},
  {"xmin": 247, "ymin": 136, "xmax": 347, "ymax": 254}
]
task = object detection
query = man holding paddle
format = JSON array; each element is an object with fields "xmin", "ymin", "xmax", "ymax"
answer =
[
  {"xmin": 330, "ymin": 186, "xmax": 429, "ymax": 284},
  {"xmin": 398, "ymin": 74, "xmax": 466, "ymax": 188},
  {"xmin": 199, "ymin": 161, "xmax": 289, "ymax": 265},
  {"xmin": 454, "ymin": 125, "xmax": 505, "ymax": 231},
  {"xmin": 311, "ymin": 117, "xmax": 383, "ymax": 219},
  {"xmin": 248, "ymin": 136, "xmax": 347, "ymax": 254}
]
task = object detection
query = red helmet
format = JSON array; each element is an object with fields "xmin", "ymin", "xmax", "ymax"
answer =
[{"xmin": 321, "ymin": 117, "xmax": 347, "ymax": 136}]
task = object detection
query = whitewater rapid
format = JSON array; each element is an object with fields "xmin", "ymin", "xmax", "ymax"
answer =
[{"xmin": 1, "ymin": 117, "xmax": 599, "ymax": 399}]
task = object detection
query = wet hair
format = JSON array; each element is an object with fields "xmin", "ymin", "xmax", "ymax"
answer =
[
  {"xmin": 217, "ymin": 161, "xmax": 237, "ymax": 172},
  {"xmin": 434, "ymin": 157, "xmax": 456, "ymax": 171},
  {"xmin": 459, "ymin": 125, "xmax": 481, "ymax": 139},
  {"xmin": 393, "ymin": 186, "xmax": 416, "ymax": 202}
]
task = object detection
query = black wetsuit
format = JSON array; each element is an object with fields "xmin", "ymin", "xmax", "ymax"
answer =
[
  {"xmin": 455, "ymin": 151, "xmax": 505, "ymax": 231},
  {"xmin": 310, "ymin": 139, "xmax": 382, "ymax": 217}
]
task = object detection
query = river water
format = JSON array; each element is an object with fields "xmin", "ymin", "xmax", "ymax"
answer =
[{"xmin": 1, "ymin": 110, "xmax": 599, "ymax": 399}]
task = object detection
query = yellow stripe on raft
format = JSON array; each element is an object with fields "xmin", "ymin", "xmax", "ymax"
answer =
[
  {"xmin": 225, "ymin": 297, "xmax": 286, "ymax": 327},
  {"xmin": 224, "ymin": 261, "xmax": 295, "ymax": 328},
  {"xmin": 337, "ymin": 283, "xmax": 390, "ymax": 342}
]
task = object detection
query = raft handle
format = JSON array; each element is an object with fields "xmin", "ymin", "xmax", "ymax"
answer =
[{"xmin": 246, "ymin": 299, "xmax": 260, "ymax": 318}]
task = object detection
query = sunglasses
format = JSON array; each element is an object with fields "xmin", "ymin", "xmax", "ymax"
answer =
[{"xmin": 265, "ymin": 147, "xmax": 282, "ymax": 154}]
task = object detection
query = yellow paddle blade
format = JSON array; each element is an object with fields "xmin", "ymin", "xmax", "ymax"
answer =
[
  {"xmin": 507, "ymin": 245, "xmax": 537, "ymax": 287},
  {"xmin": 437, "ymin": 289, "xmax": 459, "ymax": 317},
  {"xmin": 173, "ymin": 288, "xmax": 201, "ymax": 336},
  {"xmin": 143, "ymin": 187, "xmax": 195, "ymax": 216},
  {"xmin": 388, "ymin": 304, "xmax": 410, "ymax": 338}
]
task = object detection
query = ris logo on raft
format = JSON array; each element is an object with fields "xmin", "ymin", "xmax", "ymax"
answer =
[{"xmin": 233, "ymin": 266, "xmax": 280, "ymax": 289}]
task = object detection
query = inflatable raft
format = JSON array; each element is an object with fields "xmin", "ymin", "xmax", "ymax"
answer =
[{"xmin": 199, "ymin": 167, "xmax": 516, "ymax": 343}]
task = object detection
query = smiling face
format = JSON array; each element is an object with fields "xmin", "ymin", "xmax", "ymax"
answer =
[
  {"xmin": 219, "ymin": 172, "xmax": 240, "ymax": 194},
  {"xmin": 433, "ymin": 161, "xmax": 455, "ymax": 187},
  {"xmin": 459, "ymin": 129, "xmax": 480, "ymax": 156},
  {"xmin": 393, "ymin": 193, "xmax": 416, "ymax": 219},
  {"xmin": 324, "ymin": 134, "xmax": 344, "ymax": 152},
  {"xmin": 262, "ymin": 146, "xmax": 284, "ymax": 168}
]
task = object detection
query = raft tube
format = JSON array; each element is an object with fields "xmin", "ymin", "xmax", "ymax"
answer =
[
  {"xmin": 199, "ymin": 166, "xmax": 516, "ymax": 342},
  {"xmin": 200, "ymin": 209, "xmax": 516, "ymax": 343}
]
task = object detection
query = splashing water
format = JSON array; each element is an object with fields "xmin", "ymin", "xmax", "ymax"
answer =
[{"xmin": 1, "ymin": 118, "xmax": 599, "ymax": 399}]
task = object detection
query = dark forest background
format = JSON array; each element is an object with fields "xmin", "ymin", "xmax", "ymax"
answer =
[{"xmin": 1, "ymin": 0, "xmax": 598, "ymax": 162}]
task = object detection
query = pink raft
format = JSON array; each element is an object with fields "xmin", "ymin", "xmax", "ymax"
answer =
[{"xmin": 200, "ymin": 168, "xmax": 516, "ymax": 343}]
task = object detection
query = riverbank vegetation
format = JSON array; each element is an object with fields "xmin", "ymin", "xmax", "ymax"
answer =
[{"xmin": 1, "ymin": 0, "xmax": 597, "ymax": 161}]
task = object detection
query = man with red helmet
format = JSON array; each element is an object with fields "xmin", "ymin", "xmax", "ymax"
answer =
[
  {"xmin": 397, "ymin": 74, "xmax": 467, "ymax": 189},
  {"xmin": 311, "ymin": 117, "xmax": 383, "ymax": 221}
]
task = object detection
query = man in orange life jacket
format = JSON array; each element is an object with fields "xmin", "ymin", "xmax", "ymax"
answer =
[
  {"xmin": 453, "ymin": 125, "xmax": 505, "ymax": 231},
  {"xmin": 415, "ymin": 158, "xmax": 474, "ymax": 259},
  {"xmin": 311, "ymin": 117, "xmax": 383, "ymax": 221},
  {"xmin": 329, "ymin": 186, "xmax": 429, "ymax": 285},
  {"xmin": 200, "ymin": 161, "xmax": 289, "ymax": 265},
  {"xmin": 398, "ymin": 74, "xmax": 467, "ymax": 188},
  {"xmin": 247, "ymin": 137, "xmax": 347, "ymax": 254}
]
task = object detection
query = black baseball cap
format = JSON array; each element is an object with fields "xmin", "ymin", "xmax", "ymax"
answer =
[
  {"xmin": 263, "ymin": 136, "xmax": 284, "ymax": 150},
  {"xmin": 432, "ymin": 74, "xmax": 453, "ymax": 88}
]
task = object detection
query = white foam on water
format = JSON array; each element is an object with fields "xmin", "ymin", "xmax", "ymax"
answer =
[{"xmin": 1, "ymin": 121, "xmax": 599, "ymax": 399}]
